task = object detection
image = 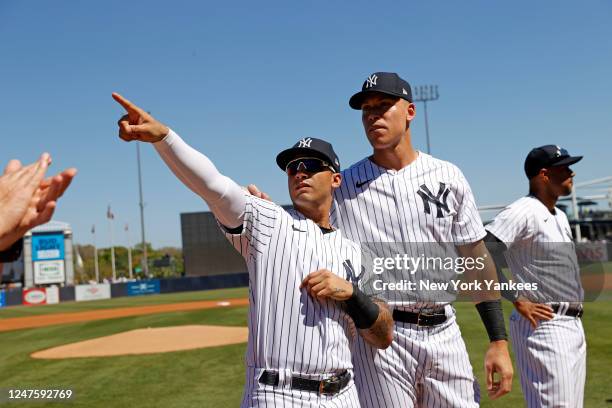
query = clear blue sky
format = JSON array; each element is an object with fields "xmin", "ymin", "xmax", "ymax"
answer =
[{"xmin": 1, "ymin": 1, "xmax": 610, "ymax": 248}]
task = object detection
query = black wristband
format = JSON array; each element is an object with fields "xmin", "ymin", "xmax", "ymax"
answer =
[
  {"xmin": 475, "ymin": 299, "xmax": 508, "ymax": 342},
  {"xmin": 344, "ymin": 284, "xmax": 380, "ymax": 329},
  {"xmin": 0, "ymin": 238, "xmax": 23, "ymax": 263}
]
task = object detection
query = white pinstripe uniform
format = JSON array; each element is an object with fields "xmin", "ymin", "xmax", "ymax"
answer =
[
  {"xmin": 485, "ymin": 195, "xmax": 586, "ymax": 408},
  {"xmin": 331, "ymin": 154, "xmax": 486, "ymax": 407},
  {"xmin": 224, "ymin": 195, "xmax": 364, "ymax": 407},
  {"xmin": 154, "ymin": 130, "xmax": 366, "ymax": 407}
]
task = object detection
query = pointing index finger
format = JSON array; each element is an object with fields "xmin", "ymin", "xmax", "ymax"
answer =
[{"xmin": 112, "ymin": 92, "xmax": 145, "ymax": 115}]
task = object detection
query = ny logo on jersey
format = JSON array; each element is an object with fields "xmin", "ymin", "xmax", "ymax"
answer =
[
  {"xmin": 343, "ymin": 259, "xmax": 362, "ymax": 285},
  {"xmin": 298, "ymin": 137, "xmax": 313, "ymax": 148},
  {"xmin": 365, "ymin": 74, "xmax": 378, "ymax": 88},
  {"xmin": 417, "ymin": 182, "xmax": 451, "ymax": 218}
]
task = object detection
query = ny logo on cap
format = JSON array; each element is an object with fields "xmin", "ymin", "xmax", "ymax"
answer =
[
  {"xmin": 365, "ymin": 74, "xmax": 378, "ymax": 89},
  {"xmin": 298, "ymin": 137, "xmax": 313, "ymax": 148}
]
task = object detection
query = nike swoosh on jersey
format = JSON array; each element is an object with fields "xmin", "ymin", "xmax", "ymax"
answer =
[
  {"xmin": 292, "ymin": 225, "xmax": 306, "ymax": 232},
  {"xmin": 355, "ymin": 179, "xmax": 372, "ymax": 188}
]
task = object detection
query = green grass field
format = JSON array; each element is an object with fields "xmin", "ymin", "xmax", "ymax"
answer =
[{"xmin": 0, "ymin": 288, "xmax": 610, "ymax": 407}]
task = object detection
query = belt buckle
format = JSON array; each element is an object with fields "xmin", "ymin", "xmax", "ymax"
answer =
[
  {"xmin": 319, "ymin": 376, "xmax": 340, "ymax": 395},
  {"xmin": 417, "ymin": 312, "xmax": 434, "ymax": 326}
]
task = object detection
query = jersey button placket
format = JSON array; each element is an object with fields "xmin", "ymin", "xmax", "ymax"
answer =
[{"xmin": 389, "ymin": 171, "xmax": 408, "ymax": 243}]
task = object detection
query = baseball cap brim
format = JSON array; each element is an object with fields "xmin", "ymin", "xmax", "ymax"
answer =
[
  {"xmin": 349, "ymin": 89, "xmax": 407, "ymax": 110},
  {"xmin": 276, "ymin": 148, "xmax": 339, "ymax": 172},
  {"xmin": 551, "ymin": 156, "xmax": 583, "ymax": 167}
]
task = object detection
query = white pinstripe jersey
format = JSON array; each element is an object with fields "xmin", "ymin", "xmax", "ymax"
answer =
[
  {"xmin": 485, "ymin": 195, "xmax": 583, "ymax": 303},
  {"xmin": 331, "ymin": 153, "xmax": 487, "ymax": 307},
  {"xmin": 223, "ymin": 194, "xmax": 363, "ymax": 374}
]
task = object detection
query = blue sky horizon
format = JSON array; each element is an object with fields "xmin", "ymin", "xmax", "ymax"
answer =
[{"xmin": 1, "ymin": 1, "xmax": 610, "ymax": 248}]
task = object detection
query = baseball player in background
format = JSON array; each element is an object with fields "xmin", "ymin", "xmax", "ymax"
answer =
[
  {"xmin": 112, "ymin": 93, "xmax": 393, "ymax": 407},
  {"xmin": 485, "ymin": 145, "xmax": 586, "ymax": 407},
  {"xmin": 251, "ymin": 72, "xmax": 514, "ymax": 407}
]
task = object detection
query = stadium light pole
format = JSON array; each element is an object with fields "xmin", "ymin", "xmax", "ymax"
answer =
[
  {"xmin": 414, "ymin": 85, "xmax": 439, "ymax": 154},
  {"xmin": 136, "ymin": 142, "xmax": 149, "ymax": 278}
]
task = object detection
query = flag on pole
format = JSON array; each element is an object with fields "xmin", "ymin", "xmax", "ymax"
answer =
[
  {"xmin": 75, "ymin": 247, "xmax": 84, "ymax": 269},
  {"xmin": 124, "ymin": 223, "xmax": 129, "ymax": 232},
  {"xmin": 91, "ymin": 225, "xmax": 95, "ymax": 234},
  {"xmin": 107, "ymin": 205, "xmax": 114, "ymax": 220}
]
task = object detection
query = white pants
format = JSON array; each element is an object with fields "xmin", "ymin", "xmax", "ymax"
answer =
[
  {"xmin": 510, "ymin": 310, "xmax": 586, "ymax": 408},
  {"xmin": 353, "ymin": 308, "xmax": 479, "ymax": 408},
  {"xmin": 241, "ymin": 367, "xmax": 361, "ymax": 407}
]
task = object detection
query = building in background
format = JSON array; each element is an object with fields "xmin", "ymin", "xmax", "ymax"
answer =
[
  {"xmin": 181, "ymin": 206, "xmax": 292, "ymax": 277},
  {"xmin": 181, "ymin": 211, "xmax": 246, "ymax": 277}
]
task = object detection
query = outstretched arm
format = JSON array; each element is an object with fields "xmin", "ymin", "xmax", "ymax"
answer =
[
  {"xmin": 112, "ymin": 93, "xmax": 245, "ymax": 229},
  {"xmin": 301, "ymin": 269, "xmax": 394, "ymax": 349}
]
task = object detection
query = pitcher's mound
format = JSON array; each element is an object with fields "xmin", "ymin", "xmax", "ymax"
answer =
[{"xmin": 31, "ymin": 325, "xmax": 248, "ymax": 359}]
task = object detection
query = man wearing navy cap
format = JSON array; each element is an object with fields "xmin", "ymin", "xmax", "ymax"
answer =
[
  {"xmin": 486, "ymin": 146, "xmax": 586, "ymax": 407},
  {"xmin": 336, "ymin": 72, "xmax": 514, "ymax": 407}
]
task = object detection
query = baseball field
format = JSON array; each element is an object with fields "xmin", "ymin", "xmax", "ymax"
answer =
[{"xmin": 0, "ymin": 287, "xmax": 610, "ymax": 407}]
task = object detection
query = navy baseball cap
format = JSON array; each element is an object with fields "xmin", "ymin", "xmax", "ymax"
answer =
[
  {"xmin": 349, "ymin": 72, "xmax": 413, "ymax": 110},
  {"xmin": 276, "ymin": 137, "xmax": 341, "ymax": 173},
  {"xmin": 524, "ymin": 145, "xmax": 583, "ymax": 179}
]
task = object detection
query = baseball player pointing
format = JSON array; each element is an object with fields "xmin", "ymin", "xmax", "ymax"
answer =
[{"xmin": 112, "ymin": 93, "xmax": 393, "ymax": 407}]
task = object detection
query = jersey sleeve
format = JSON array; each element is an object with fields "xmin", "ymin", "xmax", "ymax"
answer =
[
  {"xmin": 153, "ymin": 129, "xmax": 246, "ymax": 229},
  {"xmin": 485, "ymin": 203, "xmax": 530, "ymax": 249},
  {"xmin": 219, "ymin": 193, "xmax": 281, "ymax": 259},
  {"xmin": 451, "ymin": 169, "xmax": 487, "ymax": 244}
]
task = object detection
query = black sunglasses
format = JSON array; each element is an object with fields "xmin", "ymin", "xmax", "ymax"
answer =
[{"xmin": 285, "ymin": 157, "xmax": 335, "ymax": 176}]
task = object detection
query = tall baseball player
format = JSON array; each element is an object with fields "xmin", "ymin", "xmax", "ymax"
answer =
[
  {"xmin": 112, "ymin": 93, "xmax": 393, "ymax": 407},
  {"xmin": 485, "ymin": 145, "xmax": 586, "ymax": 407},
  {"xmin": 250, "ymin": 72, "xmax": 514, "ymax": 407}
]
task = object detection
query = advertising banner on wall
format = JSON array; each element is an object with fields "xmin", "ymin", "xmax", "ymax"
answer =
[
  {"xmin": 45, "ymin": 285, "xmax": 60, "ymax": 304},
  {"xmin": 75, "ymin": 283, "xmax": 111, "ymax": 302},
  {"xmin": 127, "ymin": 280, "xmax": 161, "ymax": 296},
  {"xmin": 576, "ymin": 242, "xmax": 609, "ymax": 263},
  {"xmin": 22, "ymin": 288, "xmax": 48, "ymax": 305},
  {"xmin": 0, "ymin": 290, "xmax": 5, "ymax": 308},
  {"xmin": 32, "ymin": 233, "xmax": 65, "ymax": 261},
  {"xmin": 34, "ymin": 260, "xmax": 65, "ymax": 285}
]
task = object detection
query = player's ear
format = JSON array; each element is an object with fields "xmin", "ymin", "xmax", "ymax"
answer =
[
  {"xmin": 406, "ymin": 102, "xmax": 416, "ymax": 122},
  {"xmin": 331, "ymin": 172, "xmax": 342, "ymax": 189}
]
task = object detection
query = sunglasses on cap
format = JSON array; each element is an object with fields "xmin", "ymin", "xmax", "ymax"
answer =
[{"xmin": 285, "ymin": 157, "xmax": 335, "ymax": 176}]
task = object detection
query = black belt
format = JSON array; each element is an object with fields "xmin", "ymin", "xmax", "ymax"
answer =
[
  {"xmin": 258, "ymin": 370, "xmax": 351, "ymax": 395},
  {"xmin": 550, "ymin": 303, "xmax": 583, "ymax": 318},
  {"xmin": 393, "ymin": 309, "xmax": 447, "ymax": 326}
]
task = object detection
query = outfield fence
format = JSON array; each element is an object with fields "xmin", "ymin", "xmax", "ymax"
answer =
[{"xmin": 0, "ymin": 272, "xmax": 248, "ymax": 307}]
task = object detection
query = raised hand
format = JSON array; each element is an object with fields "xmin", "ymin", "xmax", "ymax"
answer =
[
  {"xmin": 112, "ymin": 92, "xmax": 170, "ymax": 143},
  {"xmin": 0, "ymin": 155, "xmax": 77, "ymax": 250}
]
